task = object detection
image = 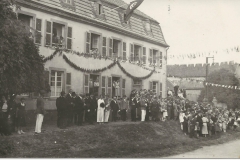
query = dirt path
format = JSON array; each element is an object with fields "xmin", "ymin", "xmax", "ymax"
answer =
[{"xmin": 166, "ymin": 139, "xmax": 240, "ymax": 158}]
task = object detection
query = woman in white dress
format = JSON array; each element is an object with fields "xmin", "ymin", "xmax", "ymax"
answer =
[
  {"xmin": 179, "ymin": 109, "xmax": 185, "ymax": 130},
  {"xmin": 97, "ymin": 95, "xmax": 105, "ymax": 124},
  {"xmin": 202, "ymin": 114, "xmax": 209, "ymax": 137}
]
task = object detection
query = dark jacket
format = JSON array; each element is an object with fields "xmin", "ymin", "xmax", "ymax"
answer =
[
  {"xmin": 110, "ymin": 100, "xmax": 119, "ymax": 111},
  {"xmin": 36, "ymin": 97, "xmax": 45, "ymax": 115},
  {"xmin": 73, "ymin": 96, "xmax": 84, "ymax": 112},
  {"xmin": 56, "ymin": 96, "xmax": 67, "ymax": 112}
]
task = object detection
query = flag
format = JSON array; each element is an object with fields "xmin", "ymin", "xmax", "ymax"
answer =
[{"xmin": 124, "ymin": 0, "xmax": 144, "ymax": 23}]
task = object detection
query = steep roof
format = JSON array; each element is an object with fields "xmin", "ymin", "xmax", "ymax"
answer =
[
  {"xmin": 167, "ymin": 62, "xmax": 238, "ymax": 78},
  {"xmin": 17, "ymin": 0, "xmax": 168, "ymax": 47}
]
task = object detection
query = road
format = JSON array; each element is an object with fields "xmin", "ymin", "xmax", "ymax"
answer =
[{"xmin": 166, "ymin": 139, "xmax": 240, "ymax": 158}]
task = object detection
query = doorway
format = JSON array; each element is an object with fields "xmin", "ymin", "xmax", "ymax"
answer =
[
  {"xmin": 89, "ymin": 74, "xmax": 100, "ymax": 96},
  {"xmin": 112, "ymin": 77, "xmax": 121, "ymax": 97}
]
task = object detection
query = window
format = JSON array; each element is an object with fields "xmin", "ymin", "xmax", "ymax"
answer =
[
  {"xmin": 90, "ymin": 2, "xmax": 105, "ymax": 20},
  {"xmin": 149, "ymin": 49, "xmax": 159, "ymax": 65},
  {"xmin": 107, "ymin": 77, "xmax": 112, "ymax": 97},
  {"xmin": 60, "ymin": 0, "xmax": 76, "ymax": 11},
  {"xmin": 143, "ymin": 20, "xmax": 153, "ymax": 36},
  {"xmin": 85, "ymin": 32, "xmax": 101, "ymax": 54},
  {"xmin": 159, "ymin": 52, "xmax": 163, "ymax": 68},
  {"xmin": 66, "ymin": 72, "xmax": 71, "ymax": 93},
  {"xmin": 133, "ymin": 79, "xmax": 142, "ymax": 85},
  {"xmin": 52, "ymin": 22, "xmax": 65, "ymax": 47},
  {"xmin": 118, "ymin": 12, "xmax": 131, "ymax": 27},
  {"xmin": 113, "ymin": 39, "xmax": 121, "ymax": 59},
  {"xmin": 130, "ymin": 44, "xmax": 142, "ymax": 62},
  {"xmin": 151, "ymin": 82, "xmax": 158, "ymax": 94},
  {"xmin": 35, "ymin": 19, "xmax": 42, "ymax": 44},
  {"xmin": 51, "ymin": 71, "xmax": 63, "ymax": 97},
  {"xmin": 18, "ymin": 14, "xmax": 34, "ymax": 38},
  {"xmin": 91, "ymin": 33, "xmax": 100, "ymax": 53}
]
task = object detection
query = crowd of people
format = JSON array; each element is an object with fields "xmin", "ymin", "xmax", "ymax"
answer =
[{"xmin": 1, "ymin": 88, "xmax": 240, "ymax": 138}]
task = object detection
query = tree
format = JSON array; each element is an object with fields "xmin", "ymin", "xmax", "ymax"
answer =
[
  {"xmin": 0, "ymin": 0, "xmax": 48, "ymax": 95},
  {"xmin": 198, "ymin": 68, "xmax": 240, "ymax": 109}
]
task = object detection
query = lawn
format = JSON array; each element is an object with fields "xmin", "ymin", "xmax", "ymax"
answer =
[{"xmin": 1, "ymin": 120, "xmax": 240, "ymax": 158}]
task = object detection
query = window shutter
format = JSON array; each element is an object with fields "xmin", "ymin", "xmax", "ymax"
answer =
[
  {"xmin": 109, "ymin": 38, "xmax": 113, "ymax": 58},
  {"xmin": 142, "ymin": 21, "xmax": 148, "ymax": 34},
  {"xmin": 122, "ymin": 42, "xmax": 126, "ymax": 60},
  {"xmin": 66, "ymin": 72, "xmax": 71, "ymax": 92},
  {"xmin": 142, "ymin": 47, "xmax": 146, "ymax": 64},
  {"xmin": 122, "ymin": 79, "xmax": 126, "ymax": 97},
  {"xmin": 84, "ymin": 74, "xmax": 90, "ymax": 94},
  {"xmin": 85, "ymin": 32, "xmax": 91, "ymax": 53},
  {"xmin": 130, "ymin": 43, "xmax": 134, "ymax": 61},
  {"xmin": 35, "ymin": 18, "xmax": 42, "ymax": 44},
  {"xmin": 102, "ymin": 37, "xmax": 107, "ymax": 56},
  {"xmin": 101, "ymin": 76, "xmax": 106, "ymax": 96},
  {"xmin": 159, "ymin": 82, "xmax": 163, "ymax": 98},
  {"xmin": 149, "ymin": 81, "xmax": 153, "ymax": 90},
  {"xmin": 149, "ymin": 49, "xmax": 153, "ymax": 64},
  {"xmin": 107, "ymin": 77, "xmax": 112, "ymax": 98},
  {"xmin": 67, "ymin": 27, "xmax": 72, "ymax": 49},
  {"xmin": 118, "ymin": 12, "xmax": 124, "ymax": 24},
  {"xmin": 159, "ymin": 52, "xmax": 163, "ymax": 68},
  {"xmin": 45, "ymin": 20, "xmax": 52, "ymax": 46}
]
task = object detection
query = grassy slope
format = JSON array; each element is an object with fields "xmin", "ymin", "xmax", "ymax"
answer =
[{"xmin": 1, "ymin": 121, "xmax": 240, "ymax": 158}]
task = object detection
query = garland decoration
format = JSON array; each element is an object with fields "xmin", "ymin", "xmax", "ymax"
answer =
[
  {"xmin": 43, "ymin": 49, "xmax": 59, "ymax": 62},
  {"xmin": 117, "ymin": 61, "xmax": 155, "ymax": 80},
  {"xmin": 205, "ymin": 82, "xmax": 240, "ymax": 90},
  {"xmin": 62, "ymin": 54, "xmax": 117, "ymax": 73}
]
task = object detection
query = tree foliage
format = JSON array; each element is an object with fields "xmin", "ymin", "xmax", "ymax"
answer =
[
  {"xmin": 0, "ymin": 0, "xmax": 47, "ymax": 95},
  {"xmin": 198, "ymin": 68, "xmax": 240, "ymax": 109}
]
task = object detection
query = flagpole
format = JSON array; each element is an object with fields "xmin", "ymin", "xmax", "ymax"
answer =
[{"xmin": 99, "ymin": 4, "xmax": 128, "ymax": 16}]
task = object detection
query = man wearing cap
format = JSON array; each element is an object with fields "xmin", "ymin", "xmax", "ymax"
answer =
[
  {"xmin": 120, "ymin": 95, "xmax": 129, "ymax": 121},
  {"xmin": 129, "ymin": 93, "xmax": 137, "ymax": 122},
  {"xmin": 35, "ymin": 90, "xmax": 46, "ymax": 134},
  {"xmin": 56, "ymin": 91, "xmax": 67, "ymax": 128}
]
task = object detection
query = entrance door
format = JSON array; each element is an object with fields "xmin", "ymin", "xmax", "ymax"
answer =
[
  {"xmin": 89, "ymin": 74, "xmax": 100, "ymax": 96},
  {"xmin": 112, "ymin": 77, "xmax": 121, "ymax": 98}
]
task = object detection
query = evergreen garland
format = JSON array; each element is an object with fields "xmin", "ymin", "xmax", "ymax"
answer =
[
  {"xmin": 43, "ymin": 49, "xmax": 59, "ymax": 62},
  {"xmin": 62, "ymin": 54, "xmax": 117, "ymax": 73},
  {"xmin": 117, "ymin": 61, "xmax": 155, "ymax": 80}
]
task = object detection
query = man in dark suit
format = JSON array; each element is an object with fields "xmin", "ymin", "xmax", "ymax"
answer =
[
  {"xmin": 85, "ymin": 94, "xmax": 97, "ymax": 124},
  {"xmin": 66, "ymin": 89, "xmax": 74, "ymax": 126},
  {"xmin": 56, "ymin": 91, "xmax": 67, "ymax": 129},
  {"xmin": 72, "ymin": 92, "xmax": 84, "ymax": 126},
  {"xmin": 130, "ymin": 94, "xmax": 137, "ymax": 122},
  {"xmin": 110, "ymin": 96, "xmax": 119, "ymax": 122}
]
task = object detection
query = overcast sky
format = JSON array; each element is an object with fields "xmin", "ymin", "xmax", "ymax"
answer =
[{"xmin": 123, "ymin": 0, "xmax": 240, "ymax": 64}]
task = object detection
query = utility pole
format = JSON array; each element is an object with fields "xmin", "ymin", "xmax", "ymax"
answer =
[{"xmin": 205, "ymin": 56, "xmax": 214, "ymax": 102}]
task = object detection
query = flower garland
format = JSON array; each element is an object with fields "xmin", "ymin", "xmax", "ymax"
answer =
[
  {"xmin": 43, "ymin": 49, "xmax": 59, "ymax": 62},
  {"xmin": 117, "ymin": 61, "xmax": 155, "ymax": 80},
  {"xmin": 62, "ymin": 54, "xmax": 117, "ymax": 73}
]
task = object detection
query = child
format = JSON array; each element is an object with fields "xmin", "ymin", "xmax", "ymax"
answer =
[{"xmin": 16, "ymin": 98, "xmax": 26, "ymax": 134}]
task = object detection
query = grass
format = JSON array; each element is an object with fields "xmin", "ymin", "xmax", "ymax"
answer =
[{"xmin": 1, "ymin": 120, "xmax": 240, "ymax": 158}]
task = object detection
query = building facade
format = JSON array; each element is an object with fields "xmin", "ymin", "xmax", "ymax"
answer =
[{"xmin": 16, "ymin": 0, "xmax": 169, "ymax": 109}]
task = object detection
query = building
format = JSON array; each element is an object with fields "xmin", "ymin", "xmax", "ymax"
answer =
[
  {"xmin": 16, "ymin": 0, "xmax": 169, "ymax": 110},
  {"xmin": 167, "ymin": 62, "xmax": 240, "ymax": 101}
]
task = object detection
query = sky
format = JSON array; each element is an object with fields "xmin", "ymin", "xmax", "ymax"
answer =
[{"xmin": 122, "ymin": 0, "xmax": 240, "ymax": 64}]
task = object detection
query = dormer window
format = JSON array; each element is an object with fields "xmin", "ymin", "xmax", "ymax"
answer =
[
  {"xmin": 118, "ymin": 12, "xmax": 131, "ymax": 28},
  {"xmin": 60, "ymin": 0, "xmax": 76, "ymax": 11},
  {"xmin": 143, "ymin": 20, "xmax": 153, "ymax": 36},
  {"xmin": 90, "ymin": 1, "xmax": 105, "ymax": 20}
]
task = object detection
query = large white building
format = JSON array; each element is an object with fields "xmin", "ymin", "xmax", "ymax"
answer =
[{"xmin": 16, "ymin": 0, "xmax": 169, "ymax": 109}]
